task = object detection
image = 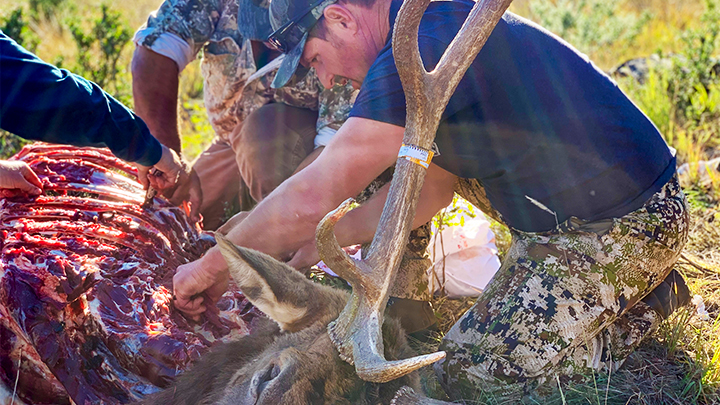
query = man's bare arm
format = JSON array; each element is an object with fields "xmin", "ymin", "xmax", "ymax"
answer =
[
  {"xmin": 337, "ymin": 164, "xmax": 455, "ymax": 245},
  {"xmin": 171, "ymin": 117, "xmax": 409, "ymax": 314},
  {"xmin": 226, "ymin": 117, "xmax": 401, "ymax": 255},
  {"xmin": 287, "ymin": 163, "xmax": 457, "ymax": 269},
  {"xmin": 131, "ymin": 46, "xmax": 182, "ymax": 152}
]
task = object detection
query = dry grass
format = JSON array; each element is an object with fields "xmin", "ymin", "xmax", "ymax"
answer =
[
  {"xmin": 511, "ymin": 0, "xmax": 706, "ymax": 70},
  {"xmin": 0, "ymin": 0, "xmax": 158, "ymax": 61},
  {"xmin": 602, "ymin": 0, "xmax": 705, "ymax": 68}
]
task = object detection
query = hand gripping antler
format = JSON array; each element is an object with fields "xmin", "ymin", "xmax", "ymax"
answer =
[{"xmin": 318, "ymin": 0, "xmax": 514, "ymax": 383}]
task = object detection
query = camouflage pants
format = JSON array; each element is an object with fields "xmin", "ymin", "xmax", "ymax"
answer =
[{"xmin": 436, "ymin": 176, "xmax": 689, "ymax": 400}]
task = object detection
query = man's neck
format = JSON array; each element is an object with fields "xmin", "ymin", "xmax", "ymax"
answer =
[{"xmin": 352, "ymin": 0, "xmax": 392, "ymax": 56}]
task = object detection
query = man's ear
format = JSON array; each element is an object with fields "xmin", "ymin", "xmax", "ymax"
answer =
[{"xmin": 322, "ymin": 4, "xmax": 357, "ymax": 32}]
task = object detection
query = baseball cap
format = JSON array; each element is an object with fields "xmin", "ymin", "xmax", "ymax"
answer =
[
  {"xmin": 237, "ymin": 0, "xmax": 274, "ymax": 41},
  {"xmin": 268, "ymin": 0, "xmax": 338, "ymax": 88}
]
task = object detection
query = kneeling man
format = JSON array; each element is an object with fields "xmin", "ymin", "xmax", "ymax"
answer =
[{"xmin": 174, "ymin": 0, "xmax": 690, "ymax": 398}]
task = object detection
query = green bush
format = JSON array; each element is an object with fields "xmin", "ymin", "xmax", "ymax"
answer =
[
  {"xmin": 1, "ymin": 8, "xmax": 39, "ymax": 52},
  {"xmin": 528, "ymin": 0, "xmax": 650, "ymax": 56},
  {"xmin": 67, "ymin": 4, "xmax": 133, "ymax": 105},
  {"xmin": 667, "ymin": 0, "xmax": 720, "ymax": 125},
  {"xmin": 0, "ymin": 134, "xmax": 30, "ymax": 159},
  {"xmin": 618, "ymin": 0, "xmax": 720, "ymax": 166},
  {"xmin": 29, "ymin": 0, "xmax": 66, "ymax": 19}
]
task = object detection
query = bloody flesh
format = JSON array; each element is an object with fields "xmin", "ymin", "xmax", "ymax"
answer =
[{"xmin": 0, "ymin": 144, "xmax": 261, "ymax": 405}]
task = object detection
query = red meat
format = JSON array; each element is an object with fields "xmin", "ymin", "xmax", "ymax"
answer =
[{"xmin": 0, "ymin": 143, "xmax": 261, "ymax": 404}]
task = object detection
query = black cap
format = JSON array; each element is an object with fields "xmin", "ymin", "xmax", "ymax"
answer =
[
  {"xmin": 268, "ymin": 0, "xmax": 338, "ymax": 88},
  {"xmin": 237, "ymin": 0, "xmax": 274, "ymax": 41}
]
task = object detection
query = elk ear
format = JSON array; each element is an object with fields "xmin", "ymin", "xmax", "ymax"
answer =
[{"xmin": 215, "ymin": 234, "xmax": 335, "ymax": 332}]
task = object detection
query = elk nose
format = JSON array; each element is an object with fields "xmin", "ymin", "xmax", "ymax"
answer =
[
  {"xmin": 252, "ymin": 349, "xmax": 303, "ymax": 404},
  {"xmin": 254, "ymin": 363, "xmax": 281, "ymax": 398}
]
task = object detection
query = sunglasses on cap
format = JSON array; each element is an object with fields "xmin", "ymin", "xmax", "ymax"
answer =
[{"xmin": 267, "ymin": 0, "xmax": 338, "ymax": 53}]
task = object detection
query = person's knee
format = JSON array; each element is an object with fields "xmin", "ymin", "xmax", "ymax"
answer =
[
  {"xmin": 230, "ymin": 103, "xmax": 317, "ymax": 202},
  {"xmin": 233, "ymin": 103, "xmax": 285, "ymax": 146},
  {"xmin": 233, "ymin": 103, "xmax": 316, "ymax": 146},
  {"xmin": 434, "ymin": 341, "xmax": 515, "ymax": 401}
]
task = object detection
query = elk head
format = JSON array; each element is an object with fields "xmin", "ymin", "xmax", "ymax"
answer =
[
  {"xmin": 142, "ymin": 233, "xmax": 422, "ymax": 405},
  {"xmin": 319, "ymin": 0, "xmax": 514, "ymax": 384}
]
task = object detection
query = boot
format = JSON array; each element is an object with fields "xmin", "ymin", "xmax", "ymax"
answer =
[{"xmin": 641, "ymin": 269, "xmax": 691, "ymax": 319}]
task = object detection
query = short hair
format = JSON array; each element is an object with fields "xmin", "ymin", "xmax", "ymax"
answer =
[
  {"xmin": 309, "ymin": 0, "xmax": 378, "ymax": 39},
  {"xmin": 336, "ymin": 0, "xmax": 378, "ymax": 8}
]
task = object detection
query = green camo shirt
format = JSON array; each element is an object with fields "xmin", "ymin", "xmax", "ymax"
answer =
[{"xmin": 135, "ymin": 0, "xmax": 356, "ymax": 141}]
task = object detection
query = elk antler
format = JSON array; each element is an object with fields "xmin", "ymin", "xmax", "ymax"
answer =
[{"xmin": 319, "ymin": 0, "xmax": 514, "ymax": 383}]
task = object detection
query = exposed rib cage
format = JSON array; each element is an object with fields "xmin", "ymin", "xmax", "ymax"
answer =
[{"xmin": 0, "ymin": 144, "xmax": 259, "ymax": 405}]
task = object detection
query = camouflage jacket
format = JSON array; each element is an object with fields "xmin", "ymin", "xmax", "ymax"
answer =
[{"xmin": 134, "ymin": 0, "xmax": 356, "ymax": 141}]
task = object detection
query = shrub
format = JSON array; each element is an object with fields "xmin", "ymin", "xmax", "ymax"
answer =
[
  {"xmin": 0, "ymin": 134, "xmax": 30, "ymax": 160},
  {"xmin": 528, "ymin": 0, "xmax": 650, "ymax": 57},
  {"xmin": 67, "ymin": 4, "xmax": 133, "ymax": 105},
  {"xmin": 619, "ymin": 0, "xmax": 720, "ymax": 168},
  {"xmin": 29, "ymin": 0, "xmax": 66, "ymax": 20},
  {"xmin": 1, "ymin": 8, "xmax": 39, "ymax": 52},
  {"xmin": 667, "ymin": 0, "xmax": 720, "ymax": 124}
]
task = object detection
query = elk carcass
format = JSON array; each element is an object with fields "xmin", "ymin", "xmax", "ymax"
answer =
[{"xmin": 0, "ymin": 143, "xmax": 261, "ymax": 405}]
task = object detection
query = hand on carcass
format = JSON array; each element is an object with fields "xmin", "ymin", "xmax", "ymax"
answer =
[
  {"xmin": 165, "ymin": 167, "xmax": 202, "ymax": 223},
  {"xmin": 173, "ymin": 248, "xmax": 229, "ymax": 319},
  {"xmin": 0, "ymin": 160, "xmax": 43, "ymax": 197},
  {"xmin": 136, "ymin": 144, "xmax": 203, "ymax": 222}
]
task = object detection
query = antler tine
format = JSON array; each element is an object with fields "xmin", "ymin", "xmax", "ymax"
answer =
[
  {"xmin": 316, "ymin": 198, "xmax": 361, "ymax": 283},
  {"xmin": 322, "ymin": 0, "xmax": 514, "ymax": 383}
]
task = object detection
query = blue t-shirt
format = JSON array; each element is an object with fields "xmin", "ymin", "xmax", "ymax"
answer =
[{"xmin": 349, "ymin": 0, "xmax": 675, "ymax": 232}]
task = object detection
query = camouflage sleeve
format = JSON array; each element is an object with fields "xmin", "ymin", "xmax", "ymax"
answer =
[
  {"xmin": 273, "ymin": 68, "xmax": 321, "ymax": 111},
  {"xmin": 272, "ymin": 68, "xmax": 357, "ymax": 140},
  {"xmin": 136, "ymin": 0, "xmax": 223, "ymax": 56},
  {"xmin": 317, "ymin": 81, "xmax": 358, "ymax": 132}
]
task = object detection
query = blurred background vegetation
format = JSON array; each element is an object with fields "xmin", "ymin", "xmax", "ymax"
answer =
[
  {"xmin": 3, "ymin": 0, "xmax": 719, "ymax": 165},
  {"xmin": 0, "ymin": 0, "xmax": 212, "ymax": 159},
  {"xmin": 1, "ymin": 0, "xmax": 720, "ymax": 402}
]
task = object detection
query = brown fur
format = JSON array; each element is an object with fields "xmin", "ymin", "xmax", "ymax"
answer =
[{"xmin": 139, "ymin": 242, "xmax": 421, "ymax": 405}]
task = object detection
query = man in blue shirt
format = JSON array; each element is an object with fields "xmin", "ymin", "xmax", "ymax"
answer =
[
  {"xmin": 171, "ymin": 0, "xmax": 690, "ymax": 397},
  {"xmin": 0, "ymin": 32, "xmax": 200, "ymax": 218}
]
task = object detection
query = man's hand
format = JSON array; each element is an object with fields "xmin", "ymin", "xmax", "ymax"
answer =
[
  {"xmin": 0, "ymin": 160, "xmax": 43, "ymax": 197},
  {"xmin": 286, "ymin": 241, "xmax": 320, "ymax": 273},
  {"xmin": 165, "ymin": 168, "xmax": 202, "ymax": 223},
  {"xmin": 136, "ymin": 144, "xmax": 177, "ymax": 189},
  {"xmin": 173, "ymin": 248, "xmax": 228, "ymax": 317},
  {"xmin": 136, "ymin": 145, "xmax": 203, "ymax": 222}
]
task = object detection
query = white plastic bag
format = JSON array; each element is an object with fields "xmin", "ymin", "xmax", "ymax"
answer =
[
  {"xmin": 426, "ymin": 199, "xmax": 501, "ymax": 298},
  {"xmin": 314, "ymin": 199, "xmax": 501, "ymax": 298},
  {"xmin": 315, "ymin": 245, "xmax": 361, "ymax": 277}
]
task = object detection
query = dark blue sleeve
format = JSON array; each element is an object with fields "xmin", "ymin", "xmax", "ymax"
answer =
[{"xmin": 0, "ymin": 32, "xmax": 162, "ymax": 166}]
